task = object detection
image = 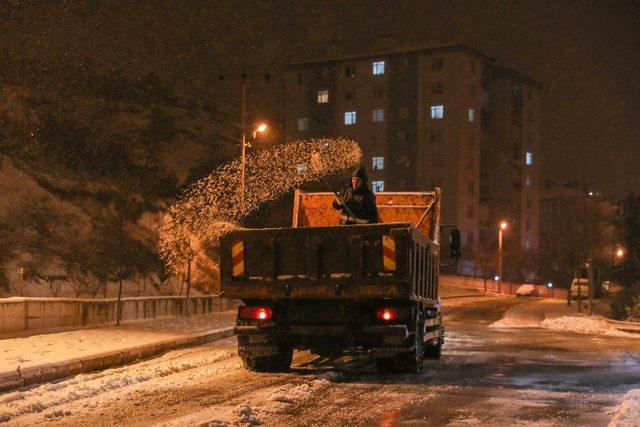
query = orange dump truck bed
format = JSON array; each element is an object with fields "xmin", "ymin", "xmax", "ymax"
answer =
[{"xmin": 219, "ymin": 190, "xmax": 441, "ymax": 302}]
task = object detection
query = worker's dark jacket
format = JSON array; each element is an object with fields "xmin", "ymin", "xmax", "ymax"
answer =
[{"xmin": 332, "ymin": 184, "xmax": 379, "ymax": 224}]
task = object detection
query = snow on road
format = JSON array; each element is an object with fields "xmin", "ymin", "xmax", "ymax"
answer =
[
  {"xmin": 159, "ymin": 371, "xmax": 341, "ymax": 426},
  {"xmin": 0, "ymin": 339, "xmax": 238, "ymax": 425}
]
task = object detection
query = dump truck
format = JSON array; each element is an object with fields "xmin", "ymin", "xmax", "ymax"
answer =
[{"xmin": 219, "ymin": 188, "xmax": 458, "ymax": 374}]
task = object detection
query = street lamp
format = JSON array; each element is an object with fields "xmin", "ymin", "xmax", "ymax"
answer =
[
  {"xmin": 240, "ymin": 122, "xmax": 268, "ymax": 212},
  {"xmin": 615, "ymin": 247, "xmax": 625, "ymax": 260},
  {"xmin": 252, "ymin": 123, "xmax": 267, "ymax": 138},
  {"xmin": 547, "ymin": 281, "xmax": 554, "ymax": 298},
  {"xmin": 498, "ymin": 221, "xmax": 508, "ymax": 293}
]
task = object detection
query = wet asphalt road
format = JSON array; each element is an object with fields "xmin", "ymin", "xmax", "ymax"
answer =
[{"xmin": 4, "ymin": 295, "xmax": 640, "ymax": 426}]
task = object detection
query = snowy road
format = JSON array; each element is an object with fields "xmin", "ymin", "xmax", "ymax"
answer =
[{"xmin": 3, "ymin": 296, "xmax": 640, "ymax": 426}]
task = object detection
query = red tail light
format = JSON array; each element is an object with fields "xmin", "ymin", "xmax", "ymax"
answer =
[
  {"xmin": 239, "ymin": 306, "xmax": 273, "ymax": 320},
  {"xmin": 377, "ymin": 308, "xmax": 396, "ymax": 321}
]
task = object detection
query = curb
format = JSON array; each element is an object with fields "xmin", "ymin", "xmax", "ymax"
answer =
[{"xmin": 0, "ymin": 326, "xmax": 235, "ymax": 393}]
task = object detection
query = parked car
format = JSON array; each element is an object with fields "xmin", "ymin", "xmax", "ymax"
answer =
[{"xmin": 516, "ymin": 284, "xmax": 540, "ymax": 297}]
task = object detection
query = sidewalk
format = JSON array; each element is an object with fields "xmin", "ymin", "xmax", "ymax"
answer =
[{"xmin": 0, "ymin": 311, "xmax": 237, "ymax": 392}]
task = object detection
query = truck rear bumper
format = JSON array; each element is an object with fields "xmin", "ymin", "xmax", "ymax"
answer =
[{"xmin": 235, "ymin": 324, "xmax": 408, "ymax": 337}]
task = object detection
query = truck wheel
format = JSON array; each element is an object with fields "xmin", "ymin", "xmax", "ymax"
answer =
[
  {"xmin": 395, "ymin": 309, "xmax": 425, "ymax": 374},
  {"xmin": 241, "ymin": 347, "xmax": 293, "ymax": 372},
  {"xmin": 424, "ymin": 325, "xmax": 443, "ymax": 360}
]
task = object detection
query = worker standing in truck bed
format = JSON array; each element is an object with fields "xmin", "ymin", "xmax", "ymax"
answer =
[{"xmin": 332, "ymin": 166, "xmax": 379, "ymax": 225}]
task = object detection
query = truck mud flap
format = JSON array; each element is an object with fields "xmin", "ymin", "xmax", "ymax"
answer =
[
  {"xmin": 238, "ymin": 344, "xmax": 280, "ymax": 358},
  {"xmin": 373, "ymin": 346, "xmax": 412, "ymax": 357},
  {"xmin": 362, "ymin": 325, "xmax": 408, "ymax": 337}
]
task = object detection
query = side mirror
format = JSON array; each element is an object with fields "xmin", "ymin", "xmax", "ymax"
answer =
[{"xmin": 449, "ymin": 228, "xmax": 461, "ymax": 260}]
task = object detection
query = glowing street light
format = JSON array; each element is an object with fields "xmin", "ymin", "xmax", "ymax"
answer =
[
  {"xmin": 615, "ymin": 247, "xmax": 625, "ymax": 259},
  {"xmin": 252, "ymin": 123, "xmax": 268, "ymax": 138}
]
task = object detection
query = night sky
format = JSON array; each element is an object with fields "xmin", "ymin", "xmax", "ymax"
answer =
[{"xmin": 1, "ymin": 0, "xmax": 638, "ymax": 200}]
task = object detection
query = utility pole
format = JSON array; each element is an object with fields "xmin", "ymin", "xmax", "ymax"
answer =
[
  {"xmin": 587, "ymin": 259, "xmax": 594, "ymax": 315},
  {"xmin": 498, "ymin": 221, "xmax": 508, "ymax": 293}
]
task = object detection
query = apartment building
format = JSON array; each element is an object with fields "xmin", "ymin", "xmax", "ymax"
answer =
[{"xmin": 283, "ymin": 45, "xmax": 541, "ymax": 254}]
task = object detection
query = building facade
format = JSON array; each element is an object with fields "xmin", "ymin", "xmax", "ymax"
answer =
[{"xmin": 282, "ymin": 45, "xmax": 541, "ymax": 255}]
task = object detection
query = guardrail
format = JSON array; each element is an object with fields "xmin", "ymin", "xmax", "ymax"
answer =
[{"xmin": 0, "ymin": 295, "xmax": 240, "ymax": 337}]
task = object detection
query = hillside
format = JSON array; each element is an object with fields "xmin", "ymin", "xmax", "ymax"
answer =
[{"xmin": 0, "ymin": 63, "xmax": 240, "ymax": 297}]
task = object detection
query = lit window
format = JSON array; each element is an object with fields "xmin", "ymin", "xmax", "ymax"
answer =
[
  {"xmin": 525, "ymin": 173, "xmax": 532, "ymax": 187},
  {"xmin": 372, "ymin": 61, "xmax": 385, "ymax": 75},
  {"xmin": 372, "ymin": 180, "xmax": 384, "ymax": 193},
  {"xmin": 372, "ymin": 109, "xmax": 384, "ymax": 122},
  {"xmin": 372, "ymin": 157, "xmax": 384, "ymax": 170},
  {"xmin": 468, "ymin": 108, "xmax": 475, "ymax": 122},
  {"xmin": 430, "ymin": 105, "xmax": 444, "ymax": 119},
  {"xmin": 524, "ymin": 240, "xmax": 531, "ymax": 250},
  {"xmin": 297, "ymin": 118, "xmax": 309, "ymax": 131},
  {"xmin": 344, "ymin": 111, "xmax": 356, "ymax": 125},
  {"xmin": 317, "ymin": 90, "xmax": 329, "ymax": 103},
  {"xmin": 525, "ymin": 152, "xmax": 533, "ymax": 165}
]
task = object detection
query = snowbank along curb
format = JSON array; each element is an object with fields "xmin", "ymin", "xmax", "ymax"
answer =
[{"xmin": 0, "ymin": 326, "xmax": 235, "ymax": 393}]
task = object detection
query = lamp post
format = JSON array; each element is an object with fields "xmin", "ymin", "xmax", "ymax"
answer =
[
  {"xmin": 240, "ymin": 118, "xmax": 268, "ymax": 213},
  {"xmin": 498, "ymin": 221, "xmax": 508, "ymax": 294}
]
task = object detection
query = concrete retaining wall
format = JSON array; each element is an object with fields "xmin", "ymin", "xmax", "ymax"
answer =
[
  {"xmin": 0, "ymin": 296, "xmax": 239, "ymax": 336},
  {"xmin": 440, "ymin": 274, "xmax": 569, "ymax": 300}
]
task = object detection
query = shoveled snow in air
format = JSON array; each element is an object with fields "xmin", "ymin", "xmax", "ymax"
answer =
[{"xmin": 158, "ymin": 138, "xmax": 361, "ymax": 289}]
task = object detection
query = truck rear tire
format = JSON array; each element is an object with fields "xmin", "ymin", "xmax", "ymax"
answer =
[
  {"xmin": 394, "ymin": 309, "xmax": 425, "ymax": 374},
  {"xmin": 424, "ymin": 325, "xmax": 443, "ymax": 360},
  {"xmin": 241, "ymin": 347, "xmax": 293, "ymax": 373}
]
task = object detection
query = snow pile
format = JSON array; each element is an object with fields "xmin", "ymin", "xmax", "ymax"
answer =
[
  {"xmin": 158, "ymin": 138, "xmax": 361, "ymax": 287},
  {"xmin": 489, "ymin": 303, "xmax": 640, "ymax": 337},
  {"xmin": 541, "ymin": 316, "xmax": 633, "ymax": 337},
  {"xmin": 226, "ymin": 375, "xmax": 339, "ymax": 426},
  {"xmin": 235, "ymin": 403, "xmax": 264, "ymax": 426},
  {"xmin": 609, "ymin": 389, "xmax": 640, "ymax": 427}
]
